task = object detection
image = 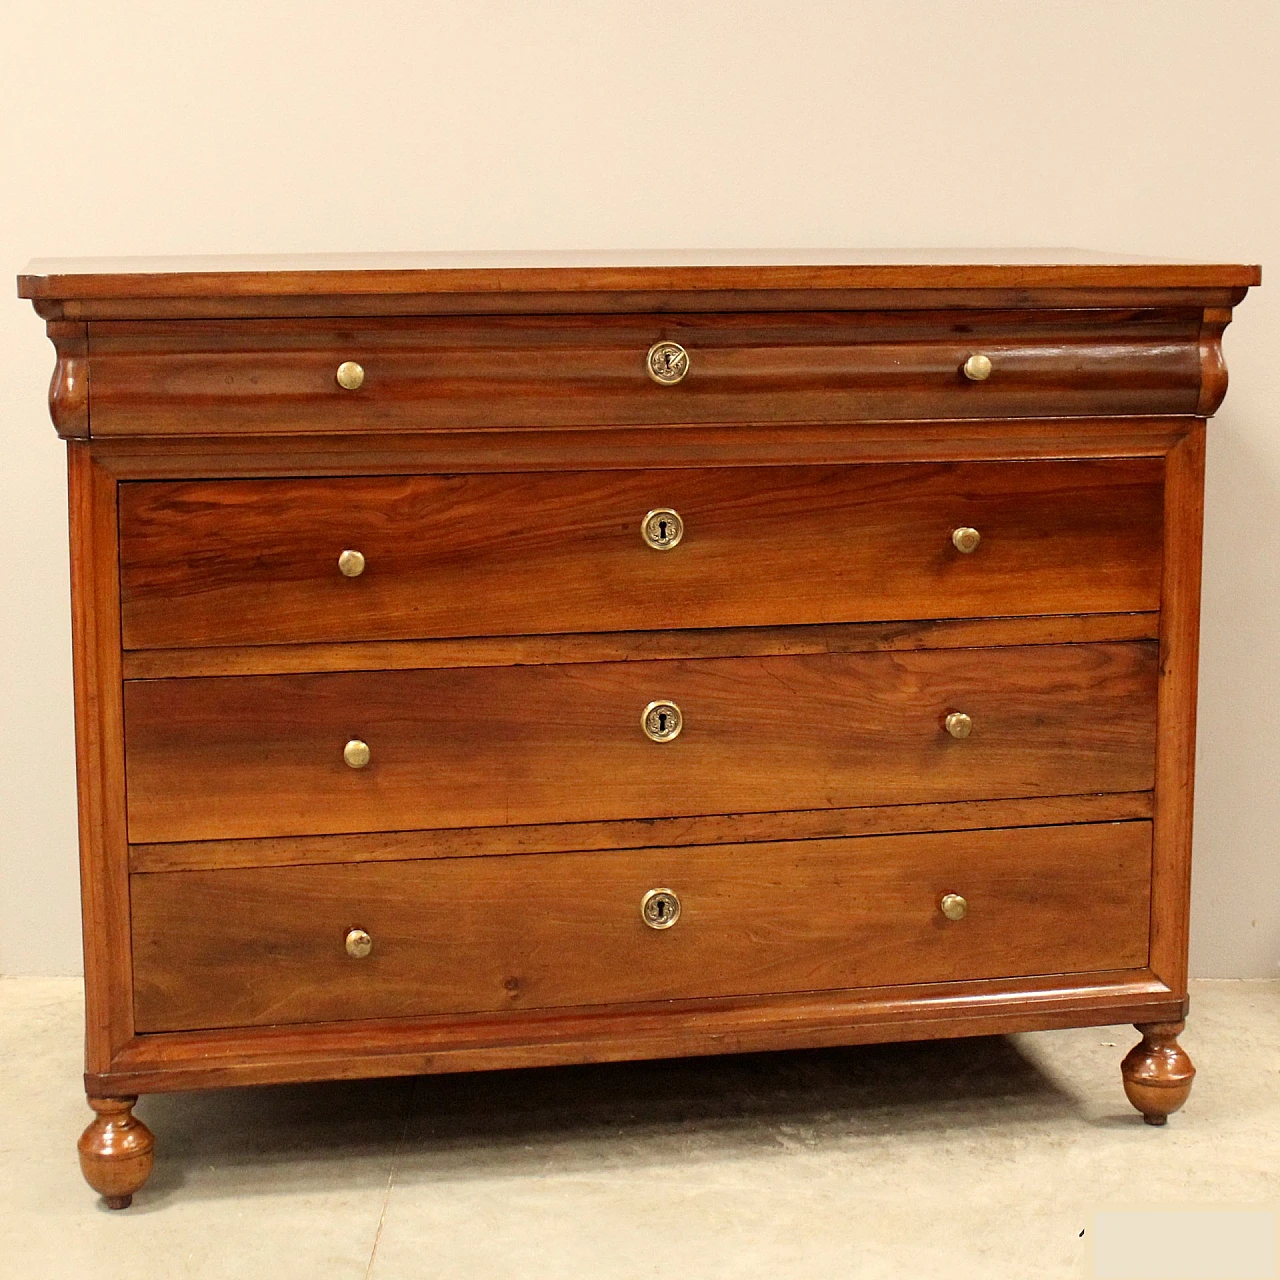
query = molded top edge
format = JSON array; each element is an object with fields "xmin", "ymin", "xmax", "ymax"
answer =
[{"xmin": 17, "ymin": 248, "xmax": 1261, "ymax": 300}]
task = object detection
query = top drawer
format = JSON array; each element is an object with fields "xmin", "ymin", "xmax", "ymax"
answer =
[
  {"xmin": 118, "ymin": 459, "xmax": 1163, "ymax": 649},
  {"xmin": 86, "ymin": 308, "xmax": 1203, "ymax": 434}
]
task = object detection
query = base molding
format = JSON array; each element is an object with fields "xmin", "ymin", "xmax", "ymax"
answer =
[{"xmin": 91, "ymin": 970, "xmax": 1184, "ymax": 1095}]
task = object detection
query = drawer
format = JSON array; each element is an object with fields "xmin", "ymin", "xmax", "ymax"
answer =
[
  {"xmin": 88, "ymin": 308, "xmax": 1203, "ymax": 436},
  {"xmin": 130, "ymin": 821, "xmax": 1154, "ymax": 1031},
  {"xmin": 123, "ymin": 642, "xmax": 1158, "ymax": 843},
  {"xmin": 118, "ymin": 459, "xmax": 1164, "ymax": 649}
]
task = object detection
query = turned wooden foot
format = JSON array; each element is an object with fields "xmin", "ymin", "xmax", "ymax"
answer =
[
  {"xmin": 78, "ymin": 1096, "xmax": 154, "ymax": 1209},
  {"xmin": 1121, "ymin": 1020, "xmax": 1196, "ymax": 1125}
]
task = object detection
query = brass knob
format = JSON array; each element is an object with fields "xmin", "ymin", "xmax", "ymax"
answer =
[
  {"xmin": 962, "ymin": 353, "xmax": 993, "ymax": 381},
  {"xmin": 337, "ymin": 549, "xmax": 366, "ymax": 577},
  {"xmin": 940, "ymin": 894, "xmax": 968, "ymax": 921},
  {"xmin": 345, "ymin": 927, "xmax": 373, "ymax": 958},
  {"xmin": 944, "ymin": 712, "xmax": 972, "ymax": 739},
  {"xmin": 641, "ymin": 508, "xmax": 684, "ymax": 550},
  {"xmin": 336, "ymin": 361, "xmax": 365, "ymax": 390},
  {"xmin": 646, "ymin": 341, "xmax": 689, "ymax": 385},
  {"xmin": 951, "ymin": 526, "xmax": 981, "ymax": 554},
  {"xmin": 343, "ymin": 738, "xmax": 371, "ymax": 768},
  {"xmin": 641, "ymin": 888, "xmax": 681, "ymax": 929},
  {"xmin": 642, "ymin": 700, "xmax": 683, "ymax": 742}
]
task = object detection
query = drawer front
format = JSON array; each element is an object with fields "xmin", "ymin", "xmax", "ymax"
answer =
[
  {"xmin": 123, "ymin": 642, "xmax": 1158, "ymax": 843},
  {"xmin": 130, "ymin": 821, "xmax": 1154, "ymax": 1031},
  {"xmin": 118, "ymin": 459, "xmax": 1164, "ymax": 649},
  {"xmin": 89, "ymin": 309, "xmax": 1203, "ymax": 436}
]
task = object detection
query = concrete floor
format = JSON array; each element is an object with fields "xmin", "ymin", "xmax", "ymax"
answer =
[{"xmin": 0, "ymin": 979, "xmax": 1276, "ymax": 1280}]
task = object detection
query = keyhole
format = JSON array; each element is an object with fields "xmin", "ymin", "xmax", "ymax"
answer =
[
  {"xmin": 658, "ymin": 519, "xmax": 669, "ymax": 541},
  {"xmin": 655, "ymin": 901, "xmax": 667, "ymax": 921},
  {"xmin": 657, "ymin": 712, "xmax": 668, "ymax": 732}
]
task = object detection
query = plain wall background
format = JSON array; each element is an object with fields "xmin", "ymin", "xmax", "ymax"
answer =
[{"xmin": 1, "ymin": 1, "xmax": 1276, "ymax": 978}]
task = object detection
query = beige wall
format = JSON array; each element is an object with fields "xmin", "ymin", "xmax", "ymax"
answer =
[{"xmin": 1, "ymin": 1, "xmax": 1276, "ymax": 977}]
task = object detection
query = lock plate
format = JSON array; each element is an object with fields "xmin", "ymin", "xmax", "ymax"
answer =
[
  {"xmin": 641, "ymin": 888, "xmax": 681, "ymax": 929},
  {"xmin": 646, "ymin": 341, "xmax": 689, "ymax": 385},
  {"xmin": 642, "ymin": 699, "xmax": 683, "ymax": 742},
  {"xmin": 641, "ymin": 507, "xmax": 684, "ymax": 550}
]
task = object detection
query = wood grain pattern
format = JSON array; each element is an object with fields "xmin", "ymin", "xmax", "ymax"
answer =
[
  {"xmin": 67, "ymin": 445, "xmax": 134, "ymax": 1070},
  {"xmin": 45, "ymin": 320, "xmax": 90, "ymax": 439},
  {"xmin": 118, "ymin": 460, "xmax": 1164, "ymax": 649},
  {"xmin": 129, "ymin": 791, "xmax": 1155, "ymax": 873},
  {"xmin": 123, "ymin": 643, "xmax": 1159, "ymax": 843},
  {"xmin": 121, "ymin": 613, "xmax": 1159, "ymax": 681},
  {"xmin": 130, "ymin": 822, "xmax": 1153, "ymax": 1032},
  {"xmin": 18, "ymin": 247, "xmax": 1261, "ymax": 300},
  {"xmin": 15, "ymin": 256, "xmax": 1257, "ymax": 1188},
  {"xmin": 1148, "ymin": 424, "xmax": 1205, "ymax": 997},
  {"xmin": 90, "ymin": 418, "xmax": 1193, "ymax": 481},
  {"xmin": 96, "ymin": 968, "xmax": 1181, "ymax": 1094},
  {"xmin": 87, "ymin": 310, "xmax": 1205, "ymax": 435}
]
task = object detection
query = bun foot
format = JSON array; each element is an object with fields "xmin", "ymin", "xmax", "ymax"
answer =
[
  {"xmin": 1121, "ymin": 1020, "xmax": 1195, "ymax": 1125},
  {"xmin": 78, "ymin": 1096, "xmax": 154, "ymax": 1209}
]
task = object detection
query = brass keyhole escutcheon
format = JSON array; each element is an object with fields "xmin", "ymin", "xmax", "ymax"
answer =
[
  {"xmin": 642, "ymin": 699, "xmax": 683, "ymax": 742},
  {"xmin": 641, "ymin": 888, "xmax": 681, "ymax": 929},
  {"xmin": 641, "ymin": 507, "xmax": 684, "ymax": 550},
  {"xmin": 646, "ymin": 341, "xmax": 689, "ymax": 385}
]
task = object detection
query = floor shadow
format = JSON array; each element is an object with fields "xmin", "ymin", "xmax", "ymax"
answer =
[{"xmin": 132, "ymin": 1033, "xmax": 1084, "ymax": 1202}]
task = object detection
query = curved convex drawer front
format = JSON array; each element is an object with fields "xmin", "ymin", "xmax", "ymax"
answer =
[
  {"xmin": 118, "ymin": 459, "xmax": 1163, "ymax": 649},
  {"xmin": 87, "ymin": 309, "xmax": 1204, "ymax": 437},
  {"xmin": 129, "ymin": 822, "xmax": 1153, "ymax": 1032},
  {"xmin": 122, "ymin": 642, "xmax": 1158, "ymax": 843}
]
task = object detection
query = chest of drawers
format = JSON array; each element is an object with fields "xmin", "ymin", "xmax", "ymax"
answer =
[{"xmin": 19, "ymin": 250, "xmax": 1257, "ymax": 1208}]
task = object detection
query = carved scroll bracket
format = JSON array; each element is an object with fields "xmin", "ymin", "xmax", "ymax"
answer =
[
  {"xmin": 35, "ymin": 301, "xmax": 89, "ymax": 439},
  {"xmin": 1197, "ymin": 306, "xmax": 1234, "ymax": 418}
]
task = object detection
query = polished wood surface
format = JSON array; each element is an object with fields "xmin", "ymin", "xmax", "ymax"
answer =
[
  {"xmin": 20, "ymin": 254, "xmax": 1254, "ymax": 1203},
  {"xmin": 18, "ymin": 247, "xmax": 1260, "ymax": 302},
  {"xmin": 92, "ymin": 418, "xmax": 1194, "ymax": 478},
  {"xmin": 98, "ymin": 969, "xmax": 1182, "ymax": 1095},
  {"xmin": 77, "ymin": 1097, "xmax": 154, "ymax": 1210},
  {"xmin": 1121, "ymin": 1020, "xmax": 1196, "ymax": 1125},
  {"xmin": 118, "ymin": 460, "xmax": 1163, "ymax": 648},
  {"xmin": 123, "ymin": 643, "xmax": 1158, "ymax": 843},
  {"xmin": 131, "ymin": 822, "xmax": 1152, "ymax": 1032},
  {"xmin": 129, "ymin": 792, "xmax": 1155, "ymax": 873},
  {"xmin": 67, "ymin": 446, "xmax": 134, "ymax": 1073},
  {"xmin": 121, "ymin": 612, "xmax": 1159, "ymax": 681},
  {"xmin": 1148, "ymin": 424, "xmax": 1206, "ymax": 996},
  {"xmin": 88, "ymin": 310, "xmax": 1204, "ymax": 434}
]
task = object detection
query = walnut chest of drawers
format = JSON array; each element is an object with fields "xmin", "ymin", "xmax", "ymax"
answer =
[{"xmin": 18, "ymin": 251, "xmax": 1258, "ymax": 1207}]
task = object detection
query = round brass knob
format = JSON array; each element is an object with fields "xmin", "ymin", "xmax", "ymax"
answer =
[
  {"xmin": 642, "ymin": 700, "xmax": 683, "ymax": 742},
  {"xmin": 646, "ymin": 341, "xmax": 689, "ymax": 385},
  {"xmin": 940, "ymin": 894, "xmax": 968, "ymax": 922},
  {"xmin": 336, "ymin": 361, "xmax": 365, "ymax": 390},
  {"xmin": 345, "ymin": 927, "xmax": 373, "ymax": 958},
  {"xmin": 951, "ymin": 526, "xmax": 981, "ymax": 554},
  {"xmin": 641, "ymin": 888, "xmax": 681, "ymax": 929},
  {"xmin": 337, "ymin": 549, "xmax": 366, "ymax": 577},
  {"xmin": 944, "ymin": 712, "xmax": 973, "ymax": 739},
  {"xmin": 343, "ymin": 738, "xmax": 371, "ymax": 769},
  {"xmin": 641, "ymin": 508, "xmax": 684, "ymax": 550},
  {"xmin": 962, "ymin": 353, "xmax": 993, "ymax": 382}
]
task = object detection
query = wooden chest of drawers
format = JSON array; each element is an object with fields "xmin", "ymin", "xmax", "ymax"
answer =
[{"xmin": 19, "ymin": 250, "xmax": 1257, "ymax": 1208}]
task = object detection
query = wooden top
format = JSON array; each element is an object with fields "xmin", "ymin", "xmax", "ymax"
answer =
[{"xmin": 17, "ymin": 248, "xmax": 1261, "ymax": 301}]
